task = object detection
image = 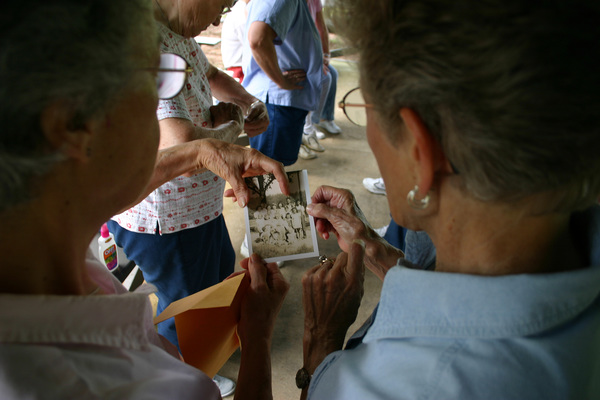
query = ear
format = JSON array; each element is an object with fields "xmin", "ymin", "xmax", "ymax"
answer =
[
  {"xmin": 399, "ymin": 108, "xmax": 449, "ymax": 196},
  {"xmin": 40, "ymin": 102, "xmax": 93, "ymax": 162}
]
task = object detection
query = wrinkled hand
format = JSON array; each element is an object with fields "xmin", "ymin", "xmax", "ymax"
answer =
[
  {"xmin": 280, "ymin": 69, "xmax": 306, "ymax": 90},
  {"xmin": 238, "ymin": 254, "xmax": 289, "ymax": 346},
  {"xmin": 196, "ymin": 138, "xmax": 289, "ymax": 207},
  {"xmin": 302, "ymin": 241, "xmax": 365, "ymax": 371},
  {"xmin": 307, "ymin": 185, "xmax": 375, "ymax": 253},
  {"xmin": 210, "ymin": 102, "xmax": 244, "ymax": 128},
  {"xmin": 243, "ymin": 100, "xmax": 269, "ymax": 137}
]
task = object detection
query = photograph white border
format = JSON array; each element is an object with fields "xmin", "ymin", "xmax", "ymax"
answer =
[{"xmin": 243, "ymin": 169, "xmax": 319, "ymax": 263}]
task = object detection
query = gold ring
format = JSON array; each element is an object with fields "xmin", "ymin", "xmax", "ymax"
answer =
[{"xmin": 319, "ymin": 255, "xmax": 330, "ymax": 264}]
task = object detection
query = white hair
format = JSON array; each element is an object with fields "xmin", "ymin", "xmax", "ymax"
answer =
[
  {"xmin": 333, "ymin": 0, "xmax": 600, "ymax": 213},
  {"xmin": 0, "ymin": 0, "xmax": 154, "ymax": 211}
]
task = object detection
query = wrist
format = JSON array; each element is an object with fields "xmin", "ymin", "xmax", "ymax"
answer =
[
  {"xmin": 302, "ymin": 330, "xmax": 343, "ymax": 373},
  {"xmin": 364, "ymin": 236, "xmax": 402, "ymax": 280}
]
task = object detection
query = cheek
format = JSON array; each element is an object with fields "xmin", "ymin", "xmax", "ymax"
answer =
[
  {"xmin": 191, "ymin": 5, "xmax": 220, "ymax": 32},
  {"xmin": 366, "ymin": 112, "xmax": 386, "ymax": 161}
]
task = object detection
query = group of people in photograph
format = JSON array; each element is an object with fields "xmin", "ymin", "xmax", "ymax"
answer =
[{"xmin": 252, "ymin": 199, "xmax": 308, "ymax": 246}]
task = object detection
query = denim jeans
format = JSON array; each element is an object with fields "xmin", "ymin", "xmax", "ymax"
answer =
[
  {"xmin": 311, "ymin": 64, "xmax": 338, "ymax": 123},
  {"xmin": 249, "ymin": 101, "xmax": 308, "ymax": 166}
]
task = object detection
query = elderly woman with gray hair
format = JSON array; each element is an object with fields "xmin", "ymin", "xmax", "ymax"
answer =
[
  {"xmin": 300, "ymin": 0, "xmax": 600, "ymax": 399},
  {"xmin": 0, "ymin": 1, "xmax": 289, "ymax": 399}
]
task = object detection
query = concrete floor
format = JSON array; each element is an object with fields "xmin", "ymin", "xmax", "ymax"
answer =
[{"xmin": 218, "ymin": 58, "xmax": 391, "ymax": 399}]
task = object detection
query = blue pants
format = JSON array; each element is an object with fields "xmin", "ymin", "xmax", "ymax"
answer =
[
  {"xmin": 311, "ymin": 64, "xmax": 338, "ymax": 124},
  {"xmin": 249, "ymin": 102, "xmax": 308, "ymax": 166},
  {"xmin": 107, "ymin": 216, "xmax": 235, "ymax": 349}
]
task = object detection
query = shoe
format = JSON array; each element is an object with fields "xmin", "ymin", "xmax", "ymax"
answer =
[
  {"xmin": 241, "ymin": 236, "xmax": 285, "ymax": 267},
  {"xmin": 317, "ymin": 120, "xmax": 341, "ymax": 135},
  {"xmin": 299, "ymin": 144, "xmax": 318, "ymax": 159},
  {"xmin": 316, "ymin": 130, "xmax": 326, "ymax": 140},
  {"xmin": 213, "ymin": 374, "xmax": 236, "ymax": 397},
  {"xmin": 302, "ymin": 132, "xmax": 325, "ymax": 152},
  {"xmin": 362, "ymin": 177, "xmax": 386, "ymax": 195},
  {"xmin": 374, "ymin": 224, "xmax": 389, "ymax": 237}
]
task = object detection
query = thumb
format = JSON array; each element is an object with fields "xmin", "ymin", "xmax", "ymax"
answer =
[
  {"xmin": 227, "ymin": 175, "xmax": 249, "ymax": 208},
  {"xmin": 247, "ymin": 254, "xmax": 268, "ymax": 287}
]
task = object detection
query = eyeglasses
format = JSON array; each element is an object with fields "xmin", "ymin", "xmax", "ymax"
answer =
[
  {"xmin": 340, "ymin": 87, "xmax": 461, "ymax": 174},
  {"xmin": 141, "ymin": 53, "xmax": 193, "ymax": 100},
  {"xmin": 338, "ymin": 87, "xmax": 374, "ymax": 126}
]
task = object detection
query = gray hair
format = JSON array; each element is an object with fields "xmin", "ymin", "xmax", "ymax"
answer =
[
  {"xmin": 0, "ymin": 0, "xmax": 154, "ymax": 212},
  {"xmin": 333, "ymin": 0, "xmax": 600, "ymax": 213}
]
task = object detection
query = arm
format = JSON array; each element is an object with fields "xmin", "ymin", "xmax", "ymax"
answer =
[
  {"xmin": 307, "ymin": 185, "xmax": 404, "ymax": 280},
  {"xmin": 314, "ymin": 10, "xmax": 330, "ymax": 66},
  {"xmin": 300, "ymin": 241, "xmax": 366, "ymax": 400},
  {"xmin": 120, "ymin": 138, "xmax": 290, "ymax": 212},
  {"xmin": 205, "ymin": 63, "xmax": 270, "ymax": 137},
  {"xmin": 235, "ymin": 255, "xmax": 290, "ymax": 400},
  {"xmin": 207, "ymin": 64, "xmax": 255, "ymax": 112},
  {"xmin": 247, "ymin": 21, "xmax": 306, "ymax": 90},
  {"xmin": 158, "ymin": 102, "xmax": 244, "ymax": 149}
]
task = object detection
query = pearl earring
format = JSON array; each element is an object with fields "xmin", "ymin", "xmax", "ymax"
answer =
[{"xmin": 406, "ymin": 185, "xmax": 430, "ymax": 209}]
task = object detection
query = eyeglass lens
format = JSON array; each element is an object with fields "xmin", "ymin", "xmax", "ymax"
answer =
[
  {"xmin": 156, "ymin": 53, "xmax": 188, "ymax": 99},
  {"xmin": 342, "ymin": 87, "xmax": 368, "ymax": 126}
]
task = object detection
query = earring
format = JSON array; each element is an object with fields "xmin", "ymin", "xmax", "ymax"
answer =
[{"xmin": 407, "ymin": 185, "xmax": 430, "ymax": 210}]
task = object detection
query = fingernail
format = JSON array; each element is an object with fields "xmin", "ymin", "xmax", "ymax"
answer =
[
  {"xmin": 306, "ymin": 204, "xmax": 313, "ymax": 212},
  {"xmin": 240, "ymin": 198, "xmax": 247, "ymax": 208},
  {"xmin": 353, "ymin": 239, "xmax": 366, "ymax": 249}
]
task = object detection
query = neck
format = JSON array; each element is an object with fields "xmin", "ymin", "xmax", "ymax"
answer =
[
  {"xmin": 429, "ymin": 189, "xmax": 584, "ymax": 276},
  {"xmin": 0, "ymin": 189, "xmax": 100, "ymax": 296},
  {"xmin": 154, "ymin": 0, "xmax": 177, "ymax": 34}
]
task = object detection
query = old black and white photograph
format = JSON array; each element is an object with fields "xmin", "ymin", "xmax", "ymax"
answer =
[{"xmin": 243, "ymin": 170, "xmax": 319, "ymax": 263}]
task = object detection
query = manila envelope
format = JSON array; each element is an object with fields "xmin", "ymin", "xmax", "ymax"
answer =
[{"xmin": 154, "ymin": 273, "xmax": 250, "ymax": 377}]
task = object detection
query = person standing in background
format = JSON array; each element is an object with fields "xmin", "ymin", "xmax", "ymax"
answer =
[
  {"xmin": 242, "ymin": 0, "xmax": 323, "ymax": 166},
  {"xmin": 221, "ymin": 0, "xmax": 250, "ymax": 83},
  {"xmin": 299, "ymin": 0, "xmax": 342, "ymax": 159}
]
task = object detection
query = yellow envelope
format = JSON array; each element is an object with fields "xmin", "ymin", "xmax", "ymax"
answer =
[{"xmin": 154, "ymin": 273, "xmax": 250, "ymax": 377}]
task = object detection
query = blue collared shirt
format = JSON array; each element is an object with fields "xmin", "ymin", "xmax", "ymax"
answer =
[
  {"xmin": 309, "ymin": 206, "xmax": 600, "ymax": 399},
  {"xmin": 242, "ymin": 0, "xmax": 323, "ymax": 111}
]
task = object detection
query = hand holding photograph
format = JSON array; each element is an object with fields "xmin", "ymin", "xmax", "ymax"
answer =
[{"xmin": 243, "ymin": 170, "xmax": 319, "ymax": 263}]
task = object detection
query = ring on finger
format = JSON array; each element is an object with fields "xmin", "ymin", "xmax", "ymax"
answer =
[{"xmin": 319, "ymin": 255, "xmax": 334, "ymax": 265}]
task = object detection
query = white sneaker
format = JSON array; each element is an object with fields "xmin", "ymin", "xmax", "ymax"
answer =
[
  {"xmin": 299, "ymin": 144, "xmax": 318, "ymax": 159},
  {"xmin": 213, "ymin": 374, "xmax": 236, "ymax": 397},
  {"xmin": 316, "ymin": 130, "xmax": 326, "ymax": 140},
  {"xmin": 302, "ymin": 131, "xmax": 325, "ymax": 152},
  {"xmin": 374, "ymin": 224, "xmax": 389, "ymax": 237},
  {"xmin": 317, "ymin": 120, "xmax": 341, "ymax": 135},
  {"xmin": 362, "ymin": 177, "xmax": 386, "ymax": 195},
  {"xmin": 303, "ymin": 120, "xmax": 318, "ymax": 136}
]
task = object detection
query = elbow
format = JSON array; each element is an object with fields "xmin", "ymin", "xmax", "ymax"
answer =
[
  {"xmin": 248, "ymin": 36, "xmax": 265, "ymax": 53},
  {"xmin": 248, "ymin": 22, "xmax": 275, "ymax": 53}
]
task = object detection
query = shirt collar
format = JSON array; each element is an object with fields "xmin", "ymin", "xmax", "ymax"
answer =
[
  {"xmin": 365, "ymin": 205, "xmax": 600, "ymax": 341},
  {"xmin": 0, "ymin": 292, "xmax": 156, "ymax": 351}
]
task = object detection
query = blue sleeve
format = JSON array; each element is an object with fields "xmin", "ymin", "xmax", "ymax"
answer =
[{"xmin": 247, "ymin": 0, "xmax": 297, "ymax": 43}]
